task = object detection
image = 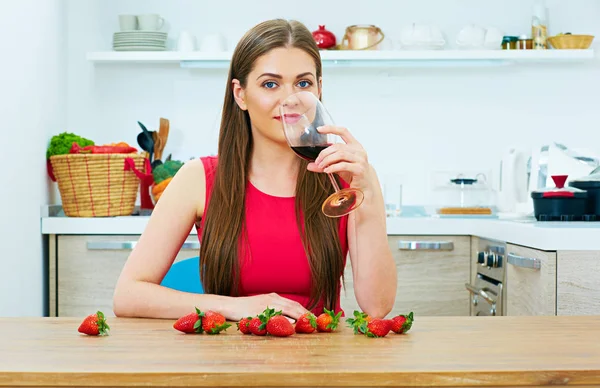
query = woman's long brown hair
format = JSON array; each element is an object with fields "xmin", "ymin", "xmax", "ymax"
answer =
[{"xmin": 200, "ymin": 19, "xmax": 344, "ymax": 311}]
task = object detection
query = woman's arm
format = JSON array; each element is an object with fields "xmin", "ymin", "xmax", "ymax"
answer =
[
  {"xmin": 112, "ymin": 159, "xmax": 311, "ymax": 321},
  {"xmin": 112, "ymin": 158, "xmax": 221, "ymax": 319},
  {"xmin": 346, "ymin": 167, "xmax": 397, "ymax": 318},
  {"xmin": 310, "ymin": 126, "xmax": 397, "ymax": 319}
]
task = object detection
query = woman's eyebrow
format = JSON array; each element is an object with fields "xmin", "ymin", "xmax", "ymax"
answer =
[{"xmin": 256, "ymin": 72, "xmax": 315, "ymax": 80}]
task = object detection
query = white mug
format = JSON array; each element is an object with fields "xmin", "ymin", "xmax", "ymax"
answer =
[
  {"xmin": 177, "ymin": 31, "xmax": 196, "ymax": 52},
  {"xmin": 199, "ymin": 33, "xmax": 227, "ymax": 52},
  {"xmin": 137, "ymin": 14, "xmax": 164, "ymax": 31},
  {"xmin": 484, "ymin": 27, "xmax": 505, "ymax": 49},
  {"xmin": 457, "ymin": 24, "xmax": 486, "ymax": 48},
  {"xmin": 119, "ymin": 15, "xmax": 138, "ymax": 31}
]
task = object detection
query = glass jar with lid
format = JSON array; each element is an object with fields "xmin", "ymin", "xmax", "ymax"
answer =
[{"xmin": 502, "ymin": 36, "xmax": 519, "ymax": 50}]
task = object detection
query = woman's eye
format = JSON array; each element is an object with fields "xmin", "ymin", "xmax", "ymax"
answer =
[
  {"xmin": 263, "ymin": 81, "xmax": 277, "ymax": 89},
  {"xmin": 298, "ymin": 80, "xmax": 311, "ymax": 88}
]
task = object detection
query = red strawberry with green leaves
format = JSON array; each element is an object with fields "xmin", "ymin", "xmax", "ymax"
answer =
[
  {"xmin": 316, "ymin": 308, "xmax": 342, "ymax": 332},
  {"xmin": 248, "ymin": 316, "xmax": 267, "ymax": 336},
  {"xmin": 346, "ymin": 310, "xmax": 372, "ymax": 334},
  {"xmin": 266, "ymin": 315, "xmax": 295, "ymax": 337},
  {"xmin": 201, "ymin": 310, "xmax": 231, "ymax": 334},
  {"xmin": 248, "ymin": 307, "xmax": 281, "ymax": 336},
  {"xmin": 237, "ymin": 317, "xmax": 252, "ymax": 334},
  {"xmin": 295, "ymin": 312, "xmax": 317, "ymax": 334},
  {"xmin": 78, "ymin": 310, "xmax": 110, "ymax": 336},
  {"xmin": 173, "ymin": 307, "xmax": 204, "ymax": 334},
  {"xmin": 364, "ymin": 319, "xmax": 392, "ymax": 338},
  {"xmin": 390, "ymin": 312, "xmax": 414, "ymax": 334}
]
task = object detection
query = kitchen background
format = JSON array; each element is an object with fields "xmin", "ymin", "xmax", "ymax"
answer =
[{"xmin": 2, "ymin": 0, "xmax": 600, "ymax": 316}]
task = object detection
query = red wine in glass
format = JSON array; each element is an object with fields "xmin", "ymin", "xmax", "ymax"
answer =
[
  {"xmin": 280, "ymin": 91, "xmax": 364, "ymax": 218},
  {"xmin": 291, "ymin": 145, "xmax": 329, "ymax": 161}
]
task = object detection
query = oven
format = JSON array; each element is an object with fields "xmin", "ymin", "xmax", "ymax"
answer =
[{"xmin": 466, "ymin": 238, "xmax": 506, "ymax": 316}]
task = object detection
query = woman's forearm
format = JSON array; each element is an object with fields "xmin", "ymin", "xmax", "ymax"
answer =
[
  {"xmin": 349, "ymin": 167, "xmax": 398, "ymax": 318},
  {"xmin": 113, "ymin": 280, "xmax": 234, "ymax": 320}
]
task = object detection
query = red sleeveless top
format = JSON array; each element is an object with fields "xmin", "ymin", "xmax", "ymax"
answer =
[{"xmin": 195, "ymin": 156, "xmax": 349, "ymax": 316}]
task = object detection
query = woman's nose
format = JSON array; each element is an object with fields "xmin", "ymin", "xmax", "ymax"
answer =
[{"xmin": 281, "ymin": 92, "xmax": 299, "ymax": 108}]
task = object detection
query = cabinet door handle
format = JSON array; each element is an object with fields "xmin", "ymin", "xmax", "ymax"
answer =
[
  {"xmin": 507, "ymin": 253, "xmax": 541, "ymax": 270},
  {"xmin": 87, "ymin": 241, "xmax": 137, "ymax": 250},
  {"xmin": 397, "ymin": 241, "xmax": 454, "ymax": 251},
  {"xmin": 87, "ymin": 241, "xmax": 200, "ymax": 250}
]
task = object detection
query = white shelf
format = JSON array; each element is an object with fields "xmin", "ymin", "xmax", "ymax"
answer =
[{"xmin": 86, "ymin": 49, "xmax": 596, "ymax": 68}]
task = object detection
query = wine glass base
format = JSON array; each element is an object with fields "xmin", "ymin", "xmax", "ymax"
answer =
[{"xmin": 322, "ymin": 188, "xmax": 364, "ymax": 218}]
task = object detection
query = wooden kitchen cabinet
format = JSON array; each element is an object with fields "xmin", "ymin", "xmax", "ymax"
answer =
[
  {"xmin": 340, "ymin": 235, "xmax": 471, "ymax": 317},
  {"xmin": 505, "ymin": 243, "xmax": 556, "ymax": 316},
  {"xmin": 52, "ymin": 235, "xmax": 200, "ymax": 317},
  {"xmin": 557, "ymin": 251, "xmax": 600, "ymax": 315}
]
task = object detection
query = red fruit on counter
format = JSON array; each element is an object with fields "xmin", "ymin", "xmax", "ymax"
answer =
[
  {"xmin": 365, "ymin": 319, "xmax": 392, "ymax": 338},
  {"xmin": 173, "ymin": 307, "xmax": 204, "ymax": 334},
  {"xmin": 249, "ymin": 317, "xmax": 267, "ymax": 336},
  {"xmin": 316, "ymin": 308, "xmax": 342, "ymax": 332},
  {"xmin": 78, "ymin": 311, "xmax": 110, "ymax": 336},
  {"xmin": 295, "ymin": 312, "xmax": 317, "ymax": 334},
  {"xmin": 266, "ymin": 315, "xmax": 295, "ymax": 337},
  {"xmin": 390, "ymin": 312, "xmax": 414, "ymax": 334},
  {"xmin": 201, "ymin": 310, "xmax": 231, "ymax": 334},
  {"xmin": 237, "ymin": 317, "xmax": 252, "ymax": 334}
]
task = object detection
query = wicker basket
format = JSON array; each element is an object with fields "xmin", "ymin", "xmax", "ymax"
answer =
[
  {"xmin": 50, "ymin": 153, "xmax": 151, "ymax": 217},
  {"xmin": 548, "ymin": 34, "xmax": 594, "ymax": 49}
]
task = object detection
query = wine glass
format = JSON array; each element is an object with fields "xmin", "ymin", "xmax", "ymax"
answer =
[{"xmin": 280, "ymin": 91, "xmax": 364, "ymax": 218}]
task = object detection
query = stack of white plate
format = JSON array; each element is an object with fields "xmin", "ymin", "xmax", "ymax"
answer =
[{"xmin": 113, "ymin": 31, "xmax": 168, "ymax": 51}]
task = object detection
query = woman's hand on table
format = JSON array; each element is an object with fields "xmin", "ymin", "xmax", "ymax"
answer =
[{"xmin": 226, "ymin": 293, "xmax": 310, "ymax": 322}]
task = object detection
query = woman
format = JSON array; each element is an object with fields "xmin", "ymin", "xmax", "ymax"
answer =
[{"xmin": 113, "ymin": 19, "xmax": 397, "ymax": 321}]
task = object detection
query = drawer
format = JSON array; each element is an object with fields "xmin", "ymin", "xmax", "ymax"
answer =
[{"xmin": 57, "ymin": 235, "xmax": 199, "ymax": 317}]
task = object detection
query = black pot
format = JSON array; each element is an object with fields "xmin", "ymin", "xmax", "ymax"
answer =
[
  {"xmin": 569, "ymin": 178, "xmax": 600, "ymax": 216},
  {"xmin": 531, "ymin": 175, "xmax": 588, "ymax": 221}
]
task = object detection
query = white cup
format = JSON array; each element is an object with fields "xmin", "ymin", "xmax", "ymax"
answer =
[
  {"xmin": 456, "ymin": 24, "xmax": 486, "ymax": 48},
  {"xmin": 137, "ymin": 14, "xmax": 164, "ymax": 31},
  {"xmin": 119, "ymin": 15, "xmax": 138, "ymax": 31},
  {"xmin": 484, "ymin": 27, "xmax": 504, "ymax": 49},
  {"xmin": 199, "ymin": 33, "xmax": 227, "ymax": 52},
  {"xmin": 177, "ymin": 31, "xmax": 196, "ymax": 52}
]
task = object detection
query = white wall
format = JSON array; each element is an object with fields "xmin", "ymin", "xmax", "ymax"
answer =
[
  {"xmin": 65, "ymin": 0, "xmax": 600, "ymax": 205},
  {"xmin": 0, "ymin": 1, "xmax": 66, "ymax": 316}
]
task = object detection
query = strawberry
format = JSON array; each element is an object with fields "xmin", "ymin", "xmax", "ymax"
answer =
[
  {"xmin": 247, "ymin": 307, "xmax": 281, "ymax": 336},
  {"xmin": 248, "ymin": 317, "xmax": 267, "ymax": 336},
  {"xmin": 390, "ymin": 312, "xmax": 414, "ymax": 334},
  {"xmin": 237, "ymin": 317, "xmax": 252, "ymax": 334},
  {"xmin": 295, "ymin": 312, "xmax": 317, "ymax": 334},
  {"xmin": 78, "ymin": 311, "xmax": 110, "ymax": 336},
  {"xmin": 364, "ymin": 319, "xmax": 392, "ymax": 338},
  {"xmin": 173, "ymin": 307, "xmax": 204, "ymax": 334},
  {"xmin": 346, "ymin": 310, "xmax": 372, "ymax": 334},
  {"xmin": 316, "ymin": 308, "xmax": 342, "ymax": 332},
  {"xmin": 201, "ymin": 310, "xmax": 232, "ymax": 334},
  {"xmin": 266, "ymin": 315, "xmax": 295, "ymax": 337}
]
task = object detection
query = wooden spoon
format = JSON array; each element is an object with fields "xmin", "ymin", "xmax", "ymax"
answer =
[
  {"xmin": 155, "ymin": 118, "xmax": 170, "ymax": 161},
  {"xmin": 152, "ymin": 131, "xmax": 163, "ymax": 162}
]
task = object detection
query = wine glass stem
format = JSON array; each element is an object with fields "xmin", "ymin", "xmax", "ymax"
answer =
[{"xmin": 327, "ymin": 173, "xmax": 341, "ymax": 193}]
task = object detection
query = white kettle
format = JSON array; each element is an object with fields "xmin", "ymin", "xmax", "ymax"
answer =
[{"xmin": 498, "ymin": 147, "xmax": 530, "ymax": 215}]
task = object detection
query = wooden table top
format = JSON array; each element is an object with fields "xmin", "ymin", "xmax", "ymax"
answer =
[{"xmin": 1, "ymin": 316, "xmax": 599, "ymax": 387}]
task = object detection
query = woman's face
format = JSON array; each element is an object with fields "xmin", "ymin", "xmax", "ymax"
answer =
[{"xmin": 233, "ymin": 47, "xmax": 321, "ymax": 145}]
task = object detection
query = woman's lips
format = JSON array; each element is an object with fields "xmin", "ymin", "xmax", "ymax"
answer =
[{"xmin": 276, "ymin": 113, "xmax": 302, "ymax": 124}]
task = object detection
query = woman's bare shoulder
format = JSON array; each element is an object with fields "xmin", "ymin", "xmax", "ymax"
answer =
[{"xmin": 168, "ymin": 158, "xmax": 208, "ymax": 218}]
